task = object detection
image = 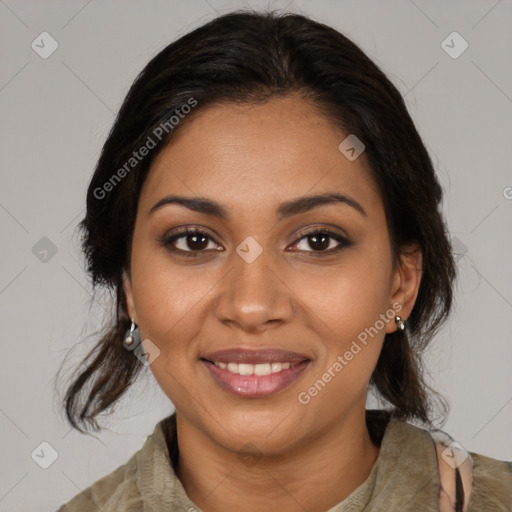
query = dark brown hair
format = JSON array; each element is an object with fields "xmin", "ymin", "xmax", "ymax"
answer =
[{"xmin": 58, "ymin": 9, "xmax": 456, "ymax": 434}]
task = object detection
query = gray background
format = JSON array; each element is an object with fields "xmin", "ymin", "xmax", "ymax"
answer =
[{"xmin": 1, "ymin": 0, "xmax": 511, "ymax": 510}]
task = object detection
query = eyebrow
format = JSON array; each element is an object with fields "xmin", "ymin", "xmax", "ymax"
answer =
[{"xmin": 148, "ymin": 192, "xmax": 367, "ymax": 220}]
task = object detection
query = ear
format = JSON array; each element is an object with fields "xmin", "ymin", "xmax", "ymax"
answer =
[
  {"xmin": 385, "ymin": 243, "xmax": 423, "ymax": 334},
  {"xmin": 122, "ymin": 269, "xmax": 137, "ymax": 323}
]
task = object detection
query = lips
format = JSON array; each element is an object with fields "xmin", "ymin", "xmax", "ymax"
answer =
[{"xmin": 200, "ymin": 348, "xmax": 311, "ymax": 398}]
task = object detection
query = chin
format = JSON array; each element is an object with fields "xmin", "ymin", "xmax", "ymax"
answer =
[{"xmin": 206, "ymin": 403, "xmax": 306, "ymax": 451}]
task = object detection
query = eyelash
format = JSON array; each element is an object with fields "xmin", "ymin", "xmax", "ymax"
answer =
[{"xmin": 160, "ymin": 227, "xmax": 351, "ymax": 258}]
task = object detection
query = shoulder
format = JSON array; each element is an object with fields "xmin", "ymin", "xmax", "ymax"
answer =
[
  {"xmin": 367, "ymin": 411, "xmax": 512, "ymax": 510},
  {"xmin": 56, "ymin": 427, "xmax": 160, "ymax": 512},
  {"xmin": 468, "ymin": 451, "xmax": 512, "ymax": 511},
  {"xmin": 56, "ymin": 449, "xmax": 142, "ymax": 512},
  {"xmin": 57, "ymin": 413, "xmax": 198, "ymax": 512}
]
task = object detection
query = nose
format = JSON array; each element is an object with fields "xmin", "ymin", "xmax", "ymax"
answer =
[{"xmin": 213, "ymin": 243, "xmax": 295, "ymax": 333}]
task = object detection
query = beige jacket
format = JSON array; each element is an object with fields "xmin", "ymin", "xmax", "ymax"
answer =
[{"xmin": 57, "ymin": 411, "xmax": 512, "ymax": 511}]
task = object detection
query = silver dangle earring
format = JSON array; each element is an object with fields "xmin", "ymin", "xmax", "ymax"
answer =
[
  {"xmin": 395, "ymin": 315, "xmax": 405, "ymax": 332},
  {"xmin": 123, "ymin": 319, "xmax": 141, "ymax": 350}
]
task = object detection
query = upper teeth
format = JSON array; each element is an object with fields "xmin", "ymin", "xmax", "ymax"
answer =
[{"xmin": 213, "ymin": 361, "xmax": 297, "ymax": 375}]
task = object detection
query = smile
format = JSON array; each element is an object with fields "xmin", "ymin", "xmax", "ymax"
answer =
[{"xmin": 200, "ymin": 357, "xmax": 311, "ymax": 398}]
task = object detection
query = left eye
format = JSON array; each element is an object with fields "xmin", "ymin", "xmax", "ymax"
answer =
[{"xmin": 290, "ymin": 229, "xmax": 350, "ymax": 253}]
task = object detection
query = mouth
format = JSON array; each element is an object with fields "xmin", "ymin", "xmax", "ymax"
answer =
[{"xmin": 200, "ymin": 348, "xmax": 311, "ymax": 398}]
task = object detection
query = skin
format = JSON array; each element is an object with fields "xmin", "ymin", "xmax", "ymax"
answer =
[{"xmin": 123, "ymin": 92, "xmax": 422, "ymax": 512}]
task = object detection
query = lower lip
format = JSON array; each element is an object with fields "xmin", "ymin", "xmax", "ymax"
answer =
[{"xmin": 201, "ymin": 359, "xmax": 311, "ymax": 398}]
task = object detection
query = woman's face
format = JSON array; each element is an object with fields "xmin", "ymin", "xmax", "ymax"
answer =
[{"xmin": 124, "ymin": 93, "xmax": 420, "ymax": 455}]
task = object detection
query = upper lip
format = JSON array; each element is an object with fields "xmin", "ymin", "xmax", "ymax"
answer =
[{"xmin": 201, "ymin": 348, "xmax": 311, "ymax": 364}]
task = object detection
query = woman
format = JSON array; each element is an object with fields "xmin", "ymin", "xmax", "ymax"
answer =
[{"xmin": 57, "ymin": 9, "xmax": 511, "ymax": 512}]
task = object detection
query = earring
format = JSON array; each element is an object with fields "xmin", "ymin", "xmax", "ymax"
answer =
[
  {"xmin": 123, "ymin": 319, "xmax": 141, "ymax": 350},
  {"xmin": 395, "ymin": 315, "xmax": 405, "ymax": 332}
]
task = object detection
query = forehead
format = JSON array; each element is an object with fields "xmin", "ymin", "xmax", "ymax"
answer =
[{"xmin": 140, "ymin": 94, "xmax": 382, "ymax": 219}]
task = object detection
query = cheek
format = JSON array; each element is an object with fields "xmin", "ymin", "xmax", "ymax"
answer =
[
  {"xmin": 294, "ymin": 264, "xmax": 388, "ymax": 409},
  {"xmin": 130, "ymin": 242, "xmax": 211, "ymax": 334},
  {"xmin": 129, "ymin": 248, "xmax": 209, "ymax": 405},
  {"xmin": 293, "ymin": 258, "xmax": 391, "ymax": 344},
  {"xmin": 289, "ymin": 251, "xmax": 391, "ymax": 394}
]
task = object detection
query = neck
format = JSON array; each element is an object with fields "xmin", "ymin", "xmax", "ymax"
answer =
[{"xmin": 175, "ymin": 408, "xmax": 380, "ymax": 512}]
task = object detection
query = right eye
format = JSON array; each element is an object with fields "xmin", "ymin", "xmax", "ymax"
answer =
[{"xmin": 160, "ymin": 227, "xmax": 223, "ymax": 257}]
